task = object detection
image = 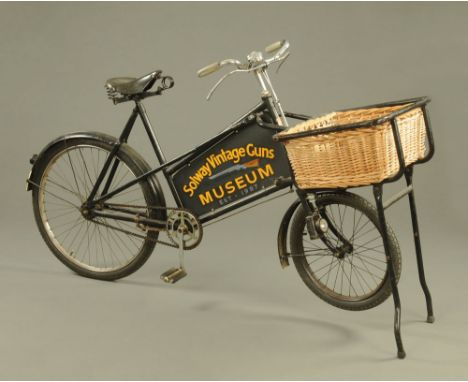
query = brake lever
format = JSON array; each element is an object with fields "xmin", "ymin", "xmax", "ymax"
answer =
[
  {"xmin": 276, "ymin": 52, "xmax": 290, "ymax": 74},
  {"xmin": 206, "ymin": 68, "xmax": 249, "ymax": 101}
]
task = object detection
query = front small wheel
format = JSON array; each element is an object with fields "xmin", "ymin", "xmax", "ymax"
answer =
[{"xmin": 290, "ymin": 192, "xmax": 401, "ymax": 311}]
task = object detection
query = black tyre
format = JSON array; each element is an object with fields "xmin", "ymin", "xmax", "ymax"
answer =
[
  {"xmin": 32, "ymin": 136, "xmax": 162, "ymax": 281},
  {"xmin": 290, "ymin": 192, "xmax": 401, "ymax": 311}
]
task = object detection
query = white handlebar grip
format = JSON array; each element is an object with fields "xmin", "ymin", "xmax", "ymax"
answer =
[
  {"xmin": 197, "ymin": 62, "xmax": 221, "ymax": 78},
  {"xmin": 265, "ymin": 40, "xmax": 284, "ymax": 54}
]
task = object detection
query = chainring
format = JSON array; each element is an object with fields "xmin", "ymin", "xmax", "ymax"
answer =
[
  {"xmin": 99, "ymin": 202, "xmax": 203, "ymax": 250},
  {"xmin": 165, "ymin": 209, "xmax": 203, "ymax": 250}
]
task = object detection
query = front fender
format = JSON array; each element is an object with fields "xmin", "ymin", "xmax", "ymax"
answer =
[{"xmin": 277, "ymin": 199, "xmax": 302, "ymax": 268}]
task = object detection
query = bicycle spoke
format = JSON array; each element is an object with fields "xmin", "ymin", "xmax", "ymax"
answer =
[
  {"xmin": 346, "ymin": 256, "xmax": 370, "ymax": 295},
  {"xmin": 353, "ymin": 254, "xmax": 386, "ymax": 273},
  {"xmin": 339, "ymin": 259, "xmax": 357, "ymax": 296},
  {"xmin": 353, "ymin": 243, "xmax": 385, "ymax": 255},
  {"xmin": 49, "ymin": 167, "xmax": 81, "ymax": 200},
  {"xmin": 298, "ymin": 197, "xmax": 391, "ymax": 302},
  {"xmin": 322, "ymin": 256, "xmax": 338, "ymax": 286},
  {"xmin": 353, "ymin": 252, "xmax": 386, "ymax": 263},
  {"xmin": 353, "ymin": 225, "xmax": 379, "ymax": 242},
  {"xmin": 38, "ymin": 144, "xmax": 152, "ymax": 273},
  {"xmin": 78, "ymin": 148, "xmax": 94, "ymax": 187},
  {"xmin": 353, "ymin": 257, "xmax": 381, "ymax": 285}
]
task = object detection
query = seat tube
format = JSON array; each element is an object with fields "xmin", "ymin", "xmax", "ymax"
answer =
[
  {"xmin": 136, "ymin": 100, "xmax": 167, "ymax": 165},
  {"xmin": 134, "ymin": 100, "xmax": 183, "ymax": 208}
]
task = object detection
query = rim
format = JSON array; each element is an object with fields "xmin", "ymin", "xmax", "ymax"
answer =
[
  {"xmin": 299, "ymin": 200, "xmax": 388, "ymax": 302},
  {"xmin": 38, "ymin": 144, "xmax": 149, "ymax": 273}
]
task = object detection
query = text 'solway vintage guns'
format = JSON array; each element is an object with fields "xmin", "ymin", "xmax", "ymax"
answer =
[{"xmin": 26, "ymin": 40, "xmax": 436, "ymax": 359}]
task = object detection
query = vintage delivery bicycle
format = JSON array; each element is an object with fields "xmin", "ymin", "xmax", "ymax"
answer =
[{"xmin": 26, "ymin": 40, "xmax": 435, "ymax": 359}]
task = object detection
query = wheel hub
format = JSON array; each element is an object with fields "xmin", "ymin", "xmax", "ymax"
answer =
[
  {"xmin": 80, "ymin": 205, "xmax": 96, "ymax": 220},
  {"xmin": 334, "ymin": 243, "xmax": 353, "ymax": 259}
]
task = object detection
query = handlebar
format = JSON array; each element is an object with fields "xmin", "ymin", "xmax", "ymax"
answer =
[
  {"xmin": 197, "ymin": 40, "xmax": 289, "ymax": 78},
  {"xmin": 197, "ymin": 59, "xmax": 243, "ymax": 78},
  {"xmin": 197, "ymin": 40, "xmax": 290, "ymax": 100},
  {"xmin": 264, "ymin": 40, "xmax": 289, "ymax": 62},
  {"xmin": 197, "ymin": 62, "xmax": 221, "ymax": 78},
  {"xmin": 265, "ymin": 40, "xmax": 284, "ymax": 54}
]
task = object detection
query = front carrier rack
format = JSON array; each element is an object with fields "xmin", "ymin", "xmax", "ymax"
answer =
[{"xmin": 274, "ymin": 96, "xmax": 435, "ymax": 359}]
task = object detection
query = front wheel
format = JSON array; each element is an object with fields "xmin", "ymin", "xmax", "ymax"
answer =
[{"xmin": 290, "ymin": 192, "xmax": 401, "ymax": 311}]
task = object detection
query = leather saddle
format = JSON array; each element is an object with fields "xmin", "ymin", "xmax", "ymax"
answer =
[{"xmin": 105, "ymin": 70, "xmax": 162, "ymax": 96}]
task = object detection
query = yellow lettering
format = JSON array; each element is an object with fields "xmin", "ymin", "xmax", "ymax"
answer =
[
  {"xmin": 212, "ymin": 186, "xmax": 225, "ymax": 199},
  {"xmin": 199, "ymin": 191, "xmax": 213, "ymax": 206},
  {"xmin": 183, "ymin": 184, "xmax": 194, "ymax": 197},
  {"xmin": 190, "ymin": 172, "xmax": 204, "ymax": 184},
  {"xmin": 246, "ymin": 143, "xmax": 254, "ymax": 157},
  {"xmin": 258, "ymin": 164, "xmax": 274, "ymax": 179},
  {"xmin": 235, "ymin": 176, "xmax": 247, "ymax": 190},
  {"xmin": 225, "ymin": 181, "xmax": 236, "ymax": 194},
  {"xmin": 231, "ymin": 148, "xmax": 240, "ymax": 163},
  {"xmin": 245, "ymin": 171, "xmax": 257, "ymax": 185}
]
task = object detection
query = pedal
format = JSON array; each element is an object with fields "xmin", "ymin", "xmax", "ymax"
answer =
[{"xmin": 160, "ymin": 267, "xmax": 187, "ymax": 284}]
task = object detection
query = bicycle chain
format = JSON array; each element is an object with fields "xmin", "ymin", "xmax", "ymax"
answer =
[
  {"xmin": 103, "ymin": 203, "xmax": 203, "ymax": 250},
  {"xmin": 28, "ymin": 179, "xmax": 203, "ymax": 250}
]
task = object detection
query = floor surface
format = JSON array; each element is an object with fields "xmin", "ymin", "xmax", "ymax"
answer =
[{"xmin": 1, "ymin": 202, "xmax": 466, "ymax": 380}]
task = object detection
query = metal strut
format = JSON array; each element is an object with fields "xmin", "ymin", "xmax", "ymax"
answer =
[
  {"xmin": 405, "ymin": 167, "xmax": 435, "ymax": 323},
  {"xmin": 373, "ymin": 184, "xmax": 406, "ymax": 359},
  {"xmin": 383, "ymin": 185, "xmax": 413, "ymax": 210}
]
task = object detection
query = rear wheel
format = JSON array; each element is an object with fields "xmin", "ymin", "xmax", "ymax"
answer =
[
  {"xmin": 290, "ymin": 192, "xmax": 401, "ymax": 311},
  {"xmin": 32, "ymin": 137, "xmax": 162, "ymax": 281}
]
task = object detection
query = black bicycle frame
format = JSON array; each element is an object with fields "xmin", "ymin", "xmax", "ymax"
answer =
[{"xmin": 87, "ymin": 97, "xmax": 294, "ymax": 224}]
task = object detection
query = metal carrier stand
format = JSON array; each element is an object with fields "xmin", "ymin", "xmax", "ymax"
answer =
[
  {"xmin": 373, "ymin": 165, "xmax": 434, "ymax": 359},
  {"xmin": 372, "ymin": 100, "xmax": 435, "ymax": 359},
  {"xmin": 287, "ymin": 97, "xmax": 436, "ymax": 359}
]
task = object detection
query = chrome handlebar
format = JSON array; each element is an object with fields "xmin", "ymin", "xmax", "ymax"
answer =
[
  {"xmin": 265, "ymin": 40, "xmax": 284, "ymax": 54},
  {"xmin": 197, "ymin": 59, "xmax": 244, "ymax": 78},
  {"xmin": 197, "ymin": 40, "xmax": 290, "ymax": 100},
  {"xmin": 264, "ymin": 39, "xmax": 290, "ymax": 63}
]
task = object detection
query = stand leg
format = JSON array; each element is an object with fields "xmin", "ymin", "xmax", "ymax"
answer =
[
  {"xmin": 373, "ymin": 185, "xmax": 406, "ymax": 359},
  {"xmin": 405, "ymin": 168, "xmax": 434, "ymax": 323}
]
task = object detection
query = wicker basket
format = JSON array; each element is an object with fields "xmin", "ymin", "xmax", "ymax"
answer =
[{"xmin": 276, "ymin": 104, "xmax": 427, "ymax": 189}]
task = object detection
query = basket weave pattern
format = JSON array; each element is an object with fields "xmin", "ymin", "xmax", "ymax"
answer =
[{"xmin": 279, "ymin": 105, "xmax": 427, "ymax": 189}]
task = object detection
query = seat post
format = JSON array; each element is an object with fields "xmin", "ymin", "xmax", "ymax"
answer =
[{"xmin": 135, "ymin": 100, "xmax": 167, "ymax": 165}]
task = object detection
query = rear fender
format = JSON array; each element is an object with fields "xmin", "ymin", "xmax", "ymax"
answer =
[
  {"xmin": 26, "ymin": 131, "xmax": 166, "ymax": 213},
  {"xmin": 27, "ymin": 131, "xmax": 116, "ymax": 191}
]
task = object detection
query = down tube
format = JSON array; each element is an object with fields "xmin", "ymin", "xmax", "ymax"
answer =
[{"xmin": 169, "ymin": 120, "xmax": 292, "ymax": 221}]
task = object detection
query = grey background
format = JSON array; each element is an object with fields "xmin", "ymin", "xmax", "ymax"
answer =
[{"xmin": 1, "ymin": 2, "xmax": 467, "ymax": 379}]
